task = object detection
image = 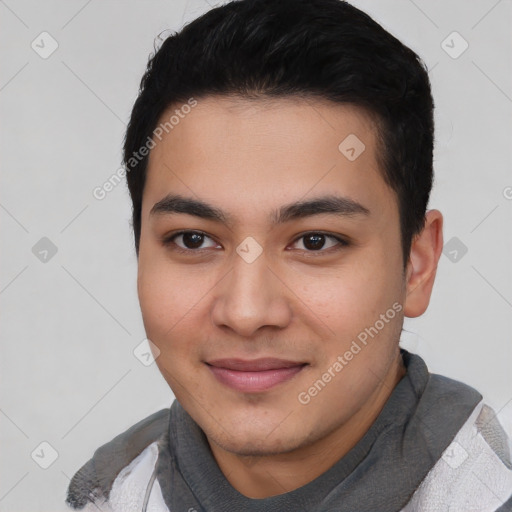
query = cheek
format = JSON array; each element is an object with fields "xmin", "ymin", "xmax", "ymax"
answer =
[
  {"xmin": 297, "ymin": 255, "xmax": 402, "ymax": 355},
  {"xmin": 138, "ymin": 243, "xmax": 195, "ymax": 326},
  {"xmin": 137, "ymin": 257, "xmax": 191, "ymax": 346},
  {"xmin": 138, "ymin": 270, "xmax": 205, "ymax": 392},
  {"xmin": 297, "ymin": 264, "xmax": 385, "ymax": 323},
  {"xmin": 138, "ymin": 274, "xmax": 172, "ymax": 334},
  {"xmin": 137, "ymin": 256, "xmax": 211, "ymax": 363}
]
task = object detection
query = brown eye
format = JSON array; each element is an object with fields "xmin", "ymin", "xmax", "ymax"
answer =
[
  {"xmin": 291, "ymin": 232, "xmax": 348, "ymax": 253},
  {"xmin": 162, "ymin": 230, "xmax": 219, "ymax": 251},
  {"xmin": 181, "ymin": 231, "xmax": 206, "ymax": 249},
  {"xmin": 303, "ymin": 234, "xmax": 327, "ymax": 250}
]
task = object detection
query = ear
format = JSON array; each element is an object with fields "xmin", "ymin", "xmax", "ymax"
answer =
[{"xmin": 403, "ymin": 209, "xmax": 444, "ymax": 318}]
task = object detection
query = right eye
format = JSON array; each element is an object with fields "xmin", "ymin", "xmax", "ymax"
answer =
[{"xmin": 161, "ymin": 230, "xmax": 221, "ymax": 253}]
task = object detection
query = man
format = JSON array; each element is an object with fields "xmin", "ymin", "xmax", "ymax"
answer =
[{"xmin": 66, "ymin": 0, "xmax": 512, "ymax": 510}]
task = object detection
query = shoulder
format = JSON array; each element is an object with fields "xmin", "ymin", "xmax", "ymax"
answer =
[
  {"xmin": 66, "ymin": 408, "xmax": 170, "ymax": 510},
  {"xmin": 402, "ymin": 399, "xmax": 512, "ymax": 511},
  {"xmin": 398, "ymin": 354, "xmax": 512, "ymax": 510}
]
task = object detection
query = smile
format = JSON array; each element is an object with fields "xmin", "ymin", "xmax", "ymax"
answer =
[{"xmin": 206, "ymin": 358, "xmax": 308, "ymax": 393}]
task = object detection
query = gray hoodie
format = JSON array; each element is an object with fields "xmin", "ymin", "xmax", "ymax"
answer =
[{"xmin": 65, "ymin": 350, "xmax": 512, "ymax": 511}]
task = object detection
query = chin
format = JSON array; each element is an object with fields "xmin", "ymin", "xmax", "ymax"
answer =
[
  {"xmin": 202, "ymin": 407, "xmax": 314, "ymax": 457},
  {"xmin": 210, "ymin": 427, "xmax": 304, "ymax": 457}
]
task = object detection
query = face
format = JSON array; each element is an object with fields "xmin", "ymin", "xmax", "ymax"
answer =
[{"xmin": 137, "ymin": 96, "xmax": 407, "ymax": 456}]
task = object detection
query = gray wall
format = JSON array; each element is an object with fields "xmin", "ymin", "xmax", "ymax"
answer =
[{"xmin": 1, "ymin": 0, "xmax": 511, "ymax": 510}]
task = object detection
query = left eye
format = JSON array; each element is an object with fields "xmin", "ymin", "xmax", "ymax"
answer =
[{"xmin": 291, "ymin": 233, "xmax": 347, "ymax": 252}]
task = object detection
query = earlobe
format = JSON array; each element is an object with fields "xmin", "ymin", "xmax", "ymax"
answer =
[{"xmin": 403, "ymin": 209, "xmax": 444, "ymax": 318}]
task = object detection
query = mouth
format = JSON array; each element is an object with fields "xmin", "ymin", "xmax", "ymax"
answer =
[{"xmin": 205, "ymin": 358, "xmax": 308, "ymax": 393}]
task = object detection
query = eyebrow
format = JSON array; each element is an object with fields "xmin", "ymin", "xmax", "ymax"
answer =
[{"xmin": 149, "ymin": 193, "xmax": 370, "ymax": 226}]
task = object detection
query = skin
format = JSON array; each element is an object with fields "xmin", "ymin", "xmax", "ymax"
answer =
[{"xmin": 137, "ymin": 95, "xmax": 444, "ymax": 498}]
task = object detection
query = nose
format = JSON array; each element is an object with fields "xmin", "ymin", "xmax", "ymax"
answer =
[{"xmin": 210, "ymin": 250, "xmax": 292, "ymax": 338}]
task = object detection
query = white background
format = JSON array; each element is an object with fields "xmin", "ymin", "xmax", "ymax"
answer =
[{"xmin": 1, "ymin": 0, "xmax": 511, "ymax": 510}]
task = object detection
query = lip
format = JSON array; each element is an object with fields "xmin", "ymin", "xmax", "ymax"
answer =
[{"xmin": 206, "ymin": 358, "xmax": 307, "ymax": 393}]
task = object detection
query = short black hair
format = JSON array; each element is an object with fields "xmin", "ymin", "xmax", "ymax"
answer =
[{"xmin": 123, "ymin": 0, "xmax": 435, "ymax": 269}]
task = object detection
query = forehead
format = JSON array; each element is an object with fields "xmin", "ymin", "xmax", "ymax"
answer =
[{"xmin": 143, "ymin": 95, "xmax": 396, "ymax": 225}]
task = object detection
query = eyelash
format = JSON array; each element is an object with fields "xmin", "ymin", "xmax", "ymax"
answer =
[{"xmin": 161, "ymin": 230, "xmax": 350, "ymax": 256}]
